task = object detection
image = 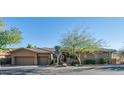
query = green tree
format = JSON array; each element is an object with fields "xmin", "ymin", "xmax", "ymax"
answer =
[
  {"xmin": 26, "ymin": 44, "xmax": 38, "ymax": 48},
  {"xmin": 54, "ymin": 45, "xmax": 61, "ymax": 65},
  {"xmin": 0, "ymin": 19, "xmax": 22, "ymax": 50},
  {"xmin": 0, "ymin": 18, "xmax": 4, "ymax": 31},
  {"xmin": 0, "ymin": 27, "xmax": 22, "ymax": 50},
  {"xmin": 27, "ymin": 43, "xmax": 34, "ymax": 48},
  {"xmin": 60, "ymin": 27, "xmax": 103, "ymax": 65}
]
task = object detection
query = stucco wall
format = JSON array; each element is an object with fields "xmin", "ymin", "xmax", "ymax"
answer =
[
  {"xmin": 0, "ymin": 52, "xmax": 11, "ymax": 58},
  {"xmin": 38, "ymin": 53, "xmax": 51, "ymax": 57},
  {"xmin": 11, "ymin": 49, "xmax": 36, "ymax": 56},
  {"xmin": 81, "ymin": 52, "xmax": 111, "ymax": 60}
]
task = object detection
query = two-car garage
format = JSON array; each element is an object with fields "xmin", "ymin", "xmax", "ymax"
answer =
[{"xmin": 11, "ymin": 48, "xmax": 52, "ymax": 66}]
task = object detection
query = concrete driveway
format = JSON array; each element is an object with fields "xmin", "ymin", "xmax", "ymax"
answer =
[{"xmin": 1, "ymin": 65, "xmax": 124, "ymax": 75}]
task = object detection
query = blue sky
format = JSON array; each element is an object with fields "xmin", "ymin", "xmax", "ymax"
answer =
[{"xmin": 3, "ymin": 17, "xmax": 124, "ymax": 50}]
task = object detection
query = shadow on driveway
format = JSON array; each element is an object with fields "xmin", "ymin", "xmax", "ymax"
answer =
[{"xmin": 97, "ymin": 67, "xmax": 124, "ymax": 71}]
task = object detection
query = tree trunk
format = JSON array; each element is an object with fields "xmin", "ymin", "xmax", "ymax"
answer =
[
  {"xmin": 53, "ymin": 58, "xmax": 56, "ymax": 65},
  {"xmin": 76, "ymin": 54, "xmax": 81, "ymax": 65},
  {"xmin": 56, "ymin": 55, "xmax": 59, "ymax": 65},
  {"xmin": 60, "ymin": 55, "xmax": 64, "ymax": 65}
]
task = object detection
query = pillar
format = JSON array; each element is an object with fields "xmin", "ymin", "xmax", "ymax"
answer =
[
  {"xmin": 51, "ymin": 54, "xmax": 53, "ymax": 60},
  {"xmin": 11, "ymin": 56, "xmax": 15, "ymax": 65}
]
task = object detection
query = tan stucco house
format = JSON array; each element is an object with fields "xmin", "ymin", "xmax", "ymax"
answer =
[{"xmin": 0, "ymin": 48, "xmax": 120, "ymax": 65}]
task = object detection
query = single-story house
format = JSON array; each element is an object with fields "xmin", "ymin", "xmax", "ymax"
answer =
[{"xmin": 0, "ymin": 48, "xmax": 120, "ymax": 65}]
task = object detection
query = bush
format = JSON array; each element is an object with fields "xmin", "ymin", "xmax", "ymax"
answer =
[
  {"xmin": 84, "ymin": 59, "xmax": 96, "ymax": 64},
  {"xmin": 98, "ymin": 58, "xmax": 109, "ymax": 64},
  {"xmin": 99, "ymin": 58, "xmax": 105, "ymax": 64},
  {"xmin": 69, "ymin": 54, "xmax": 77, "ymax": 59},
  {"xmin": 71, "ymin": 60, "xmax": 79, "ymax": 66},
  {"xmin": 49, "ymin": 60, "xmax": 54, "ymax": 65},
  {"xmin": 0, "ymin": 58, "xmax": 11, "ymax": 65},
  {"xmin": 106, "ymin": 58, "xmax": 111, "ymax": 64}
]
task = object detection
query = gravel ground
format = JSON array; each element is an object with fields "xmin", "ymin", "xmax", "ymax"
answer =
[{"xmin": 1, "ymin": 65, "xmax": 124, "ymax": 75}]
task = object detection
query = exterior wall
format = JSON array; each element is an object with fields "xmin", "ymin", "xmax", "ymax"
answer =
[
  {"xmin": 111, "ymin": 52, "xmax": 124, "ymax": 64},
  {"xmin": 80, "ymin": 51, "xmax": 112, "ymax": 64},
  {"xmin": 0, "ymin": 52, "xmax": 11, "ymax": 58},
  {"xmin": 11, "ymin": 49, "xmax": 36, "ymax": 56},
  {"xmin": 63, "ymin": 51, "xmax": 114, "ymax": 64},
  {"xmin": 38, "ymin": 53, "xmax": 51, "ymax": 57},
  {"xmin": 111, "ymin": 53, "xmax": 120, "ymax": 64},
  {"xmin": 80, "ymin": 52, "xmax": 123, "ymax": 64},
  {"xmin": 80, "ymin": 52, "xmax": 112, "ymax": 60},
  {"xmin": 96, "ymin": 52, "xmax": 112, "ymax": 59}
]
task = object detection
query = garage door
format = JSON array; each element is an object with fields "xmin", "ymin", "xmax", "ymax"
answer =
[
  {"xmin": 15, "ymin": 56, "xmax": 34, "ymax": 65},
  {"xmin": 38, "ymin": 57, "xmax": 49, "ymax": 65}
]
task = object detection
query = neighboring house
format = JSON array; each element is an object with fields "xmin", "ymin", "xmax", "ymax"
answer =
[
  {"xmin": 0, "ymin": 51, "xmax": 11, "ymax": 65},
  {"xmin": 0, "ymin": 52, "xmax": 11, "ymax": 59},
  {"xmin": 0, "ymin": 48, "xmax": 120, "ymax": 65}
]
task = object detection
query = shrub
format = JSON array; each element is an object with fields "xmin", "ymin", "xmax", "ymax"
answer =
[
  {"xmin": 99, "ymin": 58, "xmax": 105, "ymax": 64},
  {"xmin": 49, "ymin": 60, "xmax": 54, "ymax": 65},
  {"xmin": 98, "ymin": 58, "xmax": 110, "ymax": 64},
  {"xmin": 0, "ymin": 58, "xmax": 11, "ymax": 65},
  {"xmin": 84, "ymin": 59, "xmax": 96, "ymax": 64},
  {"xmin": 106, "ymin": 58, "xmax": 111, "ymax": 64},
  {"xmin": 71, "ymin": 60, "xmax": 79, "ymax": 66},
  {"xmin": 69, "ymin": 54, "xmax": 77, "ymax": 59}
]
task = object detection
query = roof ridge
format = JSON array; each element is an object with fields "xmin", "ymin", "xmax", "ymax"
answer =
[
  {"xmin": 38, "ymin": 48, "xmax": 54, "ymax": 52},
  {"xmin": 11, "ymin": 48, "xmax": 52, "ymax": 53}
]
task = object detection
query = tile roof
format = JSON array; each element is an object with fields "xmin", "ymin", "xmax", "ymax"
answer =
[
  {"xmin": 11, "ymin": 48, "xmax": 53, "ymax": 53},
  {"xmin": 98, "ymin": 48, "xmax": 116, "ymax": 52},
  {"xmin": 10, "ymin": 47, "xmax": 116, "ymax": 53}
]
